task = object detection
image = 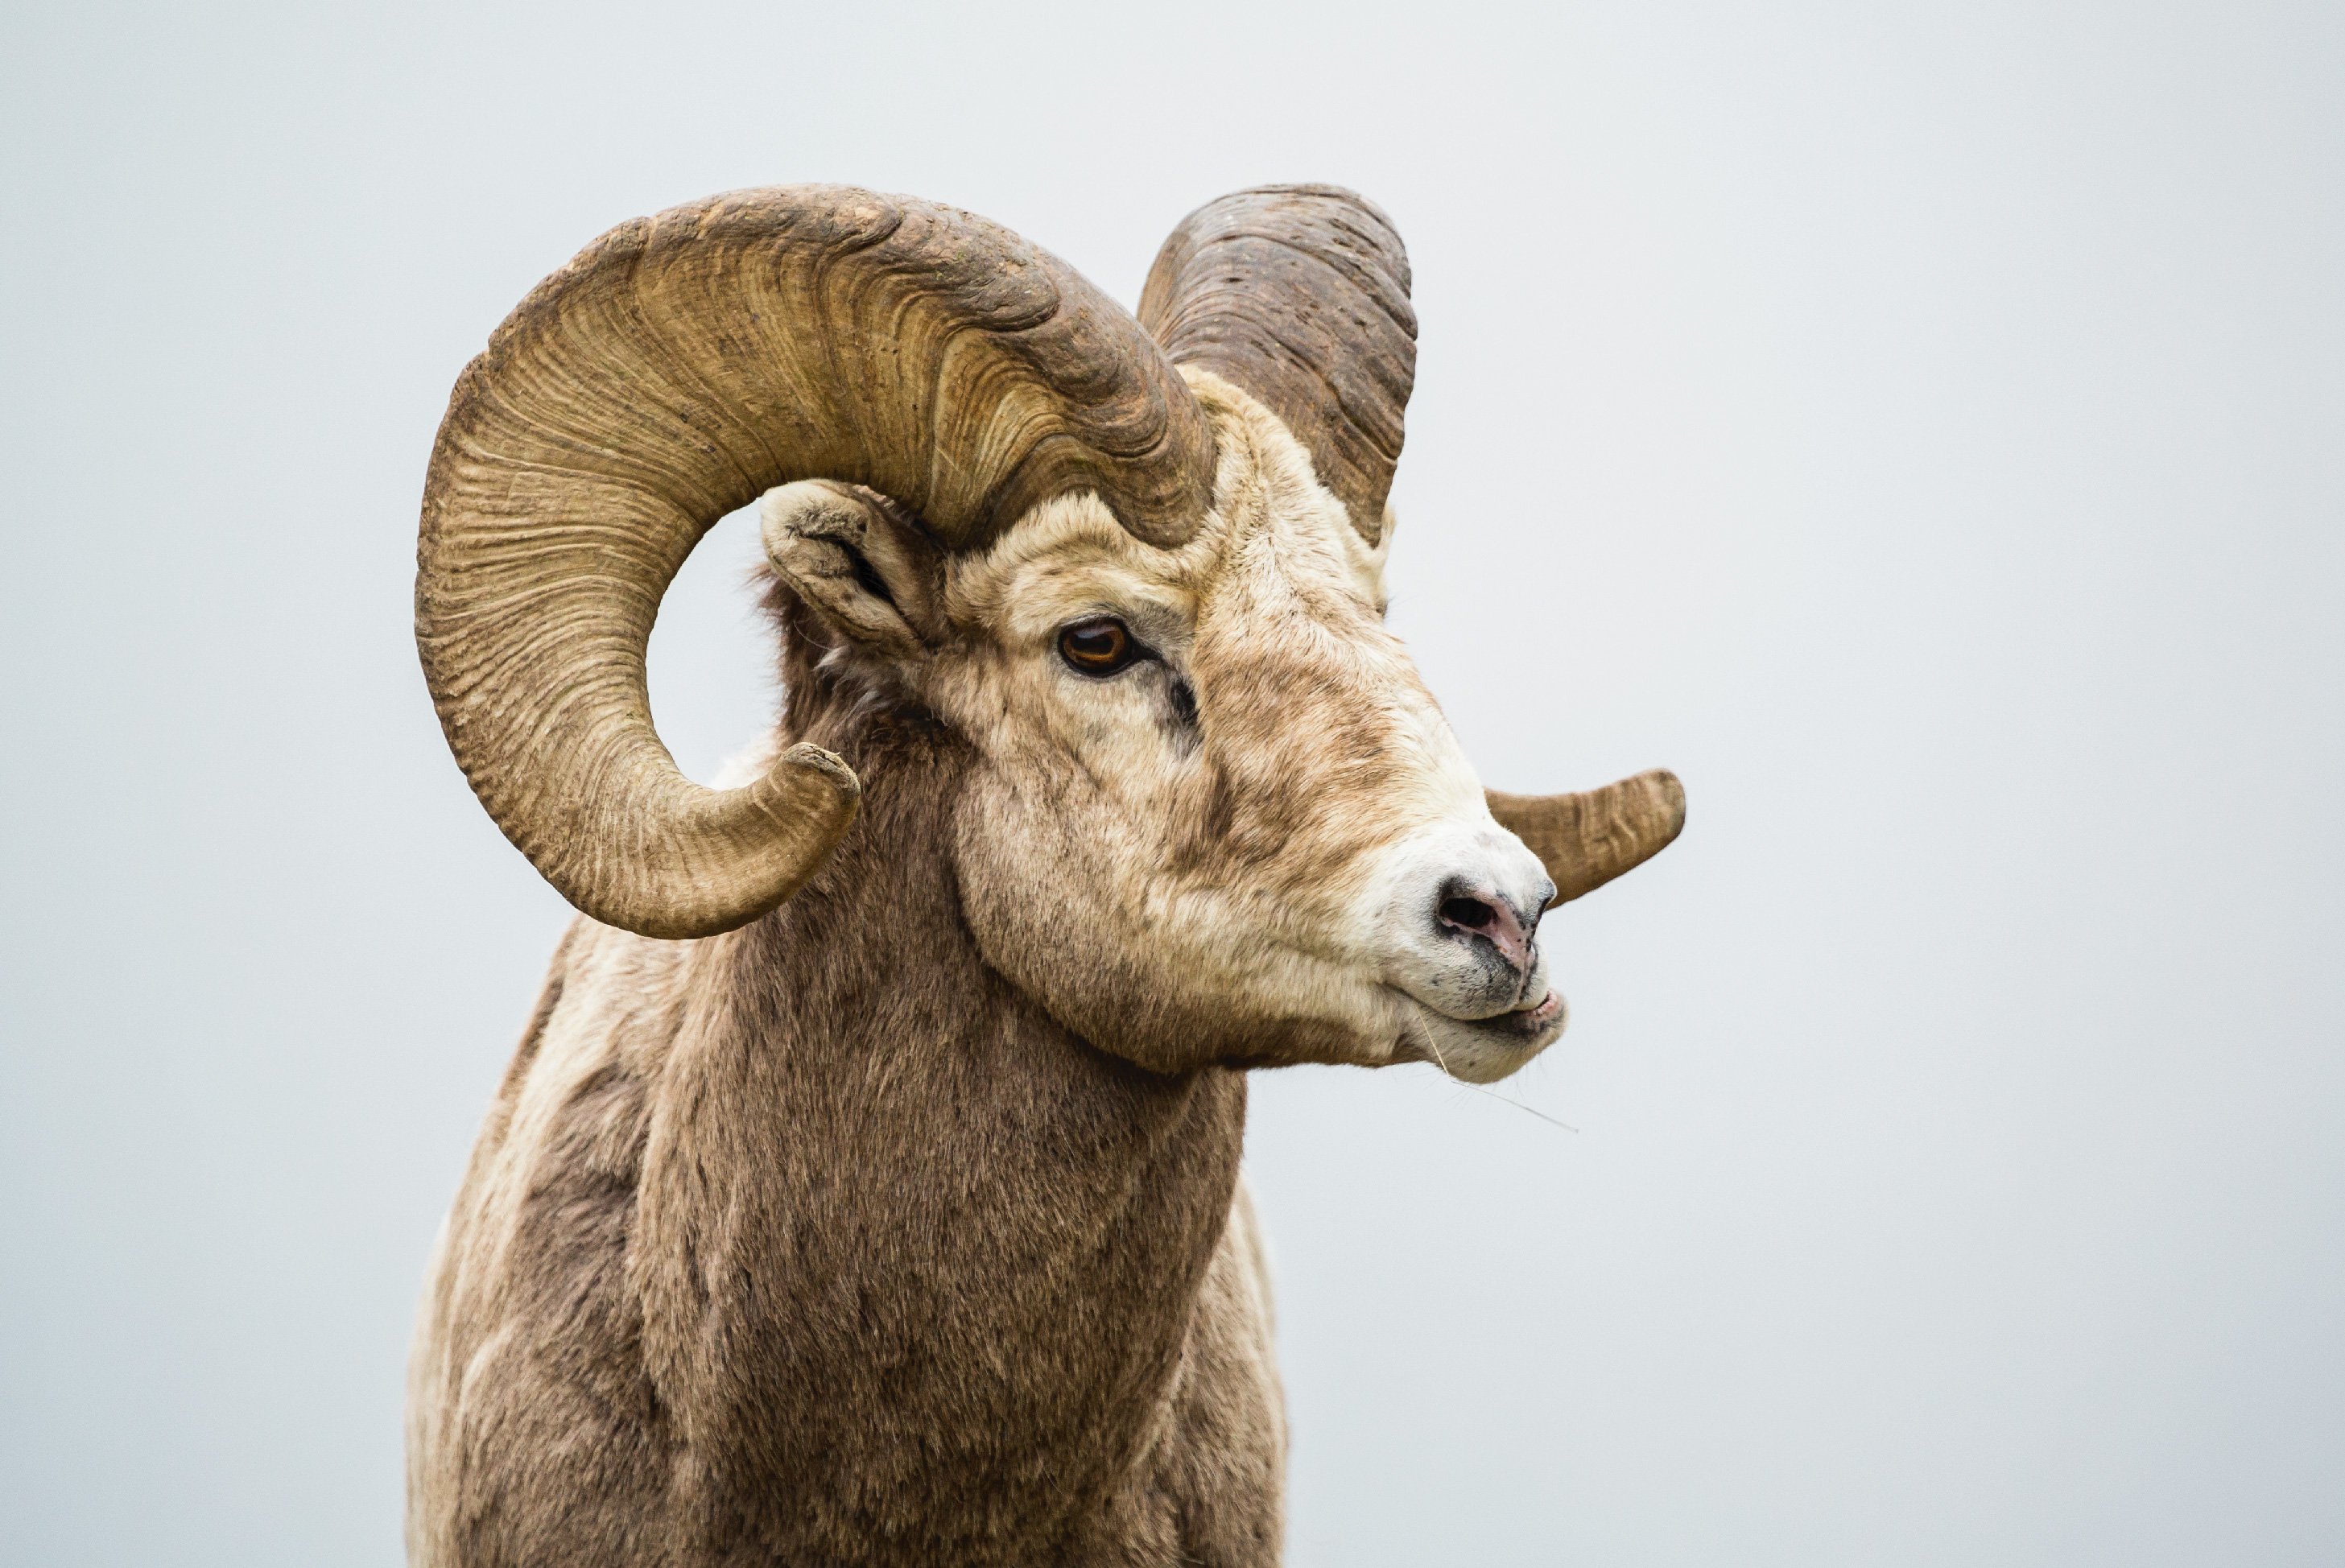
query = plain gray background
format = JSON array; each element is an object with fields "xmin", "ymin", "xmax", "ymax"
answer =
[{"xmin": 3, "ymin": 1, "xmax": 2339, "ymax": 1563}]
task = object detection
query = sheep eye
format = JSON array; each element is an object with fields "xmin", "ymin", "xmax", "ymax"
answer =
[{"xmin": 1058, "ymin": 617, "xmax": 1138, "ymax": 675}]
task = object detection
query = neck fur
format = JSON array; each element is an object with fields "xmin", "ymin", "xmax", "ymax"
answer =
[{"xmin": 629, "ymin": 601, "xmax": 1247, "ymax": 1558}]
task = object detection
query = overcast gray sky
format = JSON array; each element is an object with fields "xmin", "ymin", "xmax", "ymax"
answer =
[{"xmin": 2, "ymin": 2, "xmax": 2340, "ymax": 1564}]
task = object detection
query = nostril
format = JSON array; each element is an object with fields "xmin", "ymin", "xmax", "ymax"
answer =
[
  {"xmin": 1439, "ymin": 895, "xmax": 1497, "ymax": 931},
  {"xmin": 1435, "ymin": 885, "xmax": 1534, "ymax": 976}
]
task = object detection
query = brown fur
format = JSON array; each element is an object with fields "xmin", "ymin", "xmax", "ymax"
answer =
[
  {"xmin": 410, "ymin": 386, "xmax": 1579, "ymax": 1565},
  {"xmin": 409, "ymin": 638, "xmax": 1283, "ymax": 1565}
]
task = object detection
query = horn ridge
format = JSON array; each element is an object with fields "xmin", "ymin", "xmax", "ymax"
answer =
[
  {"xmin": 418, "ymin": 184, "xmax": 1213, "ymax": 939},
  {"xmin": 1487, "ymin": 770, "xmax": 1688, "ymax": 907},
  {"xmin": 1138, "ymin": 184, "xmax": 1417, "ymax": 544}
]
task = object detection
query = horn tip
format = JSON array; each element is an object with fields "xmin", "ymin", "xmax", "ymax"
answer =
[
  {"xmin": 776, "ymin": 741, "xmax": 864, "ymax": 803},
  {"xmin": 595, "ymin": 745, "xmax": 862, "ymax": 942},
  {"xmin": 1637, "ymin": 767, "xmax": 1688, "ymax": 842}
]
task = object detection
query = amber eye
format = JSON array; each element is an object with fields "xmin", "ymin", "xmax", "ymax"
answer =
[{"xmin": 1058, "ymin": 617, "xmax": 1138, "ymax": 675}]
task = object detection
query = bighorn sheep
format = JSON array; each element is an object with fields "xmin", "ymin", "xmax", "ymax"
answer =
[{"xmin": 407, "ymin": 184, "xmax": 1683, "ymax": 1566}]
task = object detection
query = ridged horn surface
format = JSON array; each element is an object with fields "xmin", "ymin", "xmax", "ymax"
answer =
[
  {"xmin": 1137, "ymin": 184, "xmax": 1417, "ymax": 545},
  {"xmin": 1488, "ymin": 770, "xmax": 1688, "ymax": 907},
  {"xmin": 417, "ymin": 185, "xmax": 1215, "ymax": 939}
]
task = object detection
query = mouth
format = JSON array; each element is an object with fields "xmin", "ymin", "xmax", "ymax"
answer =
[
  {"xmin": 1462, "ymin": 987, "xmax": 1563, "ymax": 1046},
  {"xmin": 1388, "ymin": 984, "xmax": 1568, "ymax": 1082}
]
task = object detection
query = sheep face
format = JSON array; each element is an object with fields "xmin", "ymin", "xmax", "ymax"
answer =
[{"xmin": 764, "ymin": 374, "xmax": 1563, "ymax": 1083}]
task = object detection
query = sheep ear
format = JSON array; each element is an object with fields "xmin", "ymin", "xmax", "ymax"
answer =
[{"xmin": 761, "ymin": 481, "xmax": 946, "ymax": 659}]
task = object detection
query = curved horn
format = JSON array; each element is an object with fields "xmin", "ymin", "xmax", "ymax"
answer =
[
  {"xmin": 1488, "ymin": 770, "xmax": 1687, "ymax": 907},
  {"xmin": 418, "ymin": 185, "xmax": 1215, "ymax": 939},
  {"xmin": 1137, "ymin": 184, "xmax": 1416, "ymax": 546}
]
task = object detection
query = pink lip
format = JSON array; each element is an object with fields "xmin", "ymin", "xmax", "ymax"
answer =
[{"xmin": 1455, "ymin": 987, "xmax": 1563, "ymax": 1047}]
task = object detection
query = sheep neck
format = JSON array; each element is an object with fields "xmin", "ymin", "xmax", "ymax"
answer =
[{"xmin": 631, "ymin": 666, "xmax": 1249, "ymax": 1557}]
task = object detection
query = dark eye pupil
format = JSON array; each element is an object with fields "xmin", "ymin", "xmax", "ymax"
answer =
[{"xmin": 1061, "ymin": 620, "xmax": 1129, "ymax": 670}]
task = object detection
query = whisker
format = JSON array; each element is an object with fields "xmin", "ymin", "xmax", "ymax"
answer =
[{"xmin": 1418, "ymin": 1035, "xmax": 1579, "ymax": 1134}]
